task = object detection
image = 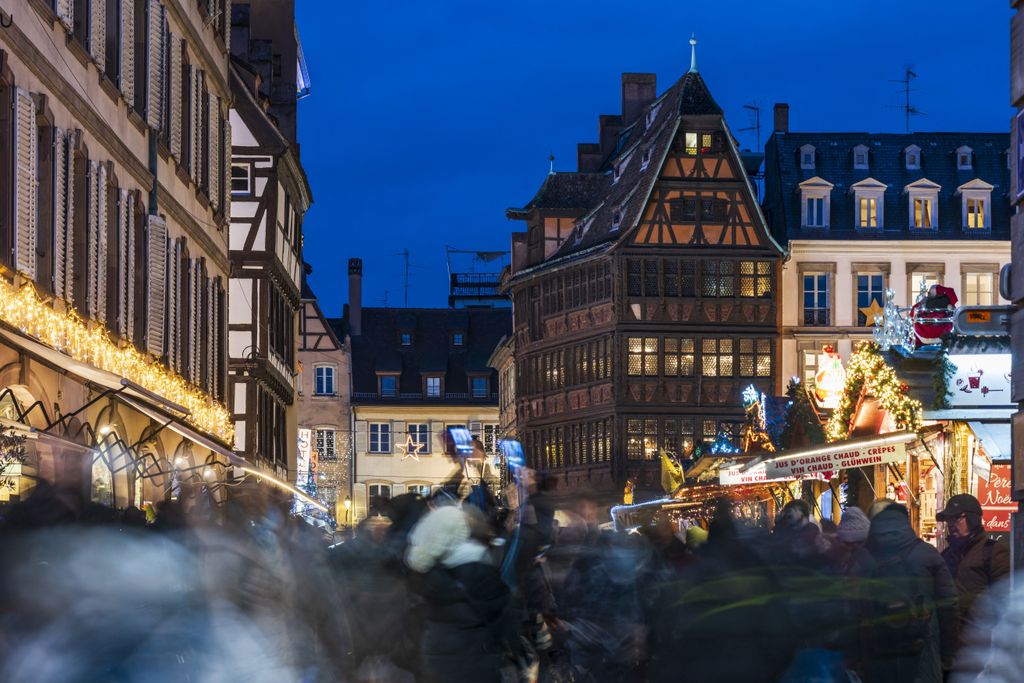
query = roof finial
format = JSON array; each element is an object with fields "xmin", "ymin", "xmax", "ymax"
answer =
[
  {"xmin": 688, "ymin": 34, "xmax": 698, "ymax": 73},
  {"xmin": 548, "ymin": 151, "xmax": 555, "ymax": 175}
]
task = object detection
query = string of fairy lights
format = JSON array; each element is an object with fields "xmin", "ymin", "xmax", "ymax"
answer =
[
  {"xmin": 825, "ymin": 341, "xmax": 922, "ymax": 442},
  {"xmin": 0, "ymin": 279, "xmax": 233, "ymax": 443}
]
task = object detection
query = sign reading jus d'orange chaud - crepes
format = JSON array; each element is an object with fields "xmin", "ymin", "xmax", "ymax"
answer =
[{"xmin": 763, "ymin": 442, "xmax": 907, "ymax": 481}]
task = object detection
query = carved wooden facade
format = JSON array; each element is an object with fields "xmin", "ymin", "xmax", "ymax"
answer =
[{"xmin": 507, "ymin": 69, "xmax": 782, "ymax": 494}]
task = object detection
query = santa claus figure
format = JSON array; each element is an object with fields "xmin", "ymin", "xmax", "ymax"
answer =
[{"xmin": 911, "ymin": 284, "xmax": 957, "ymax": 347}]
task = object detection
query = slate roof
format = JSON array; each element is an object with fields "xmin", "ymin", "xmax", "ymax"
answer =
[
  {"xmin": 763, "ymin": 132, "xmax": 1011, "ymax": 243},
  {"xmin": 334, "ymin": 308, "xmax": 511, "ymax": 405},
  {"xmin": 507, "ymin": 70, "xmax": 743, "ymax": 264}
]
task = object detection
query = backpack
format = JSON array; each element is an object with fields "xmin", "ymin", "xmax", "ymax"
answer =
[{"xmin": 867, "ymin": 548, "xmax": 933, "ymax": 658}]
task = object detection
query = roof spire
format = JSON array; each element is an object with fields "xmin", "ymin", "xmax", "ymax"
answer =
[
  {"xmin": 548, "ymin": 151, "xmax": 555, "ymax": 175},
  {"xmin": 688, "ymin": 34, "xmax": 698, "ymax": 73}
]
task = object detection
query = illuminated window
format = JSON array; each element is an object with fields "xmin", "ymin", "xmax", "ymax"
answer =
[
  {"xmin": 627, "ymin": 337, "xmax": 659, "ymax": 376},
  {"xmin": 663, "ymin": 337, "xmax": 695, "ymax": 376},
  {"xmin": 701, "ymin": 338, "xmax": 734, "ymax": 377},
  {"xmin": 739, "ymin": 338, "xmax": 773, "ymax": 377},
  {"xmin": 858, "ymin": 197, "xmax": 878, "ymax": 227},
  {"xmin": 802, "ymin": 273, "xmax": 830, "ymax": 325},
  {"xmin": 663, "ymin": 417, "xmax": 695, "ymax": 459},
  {"xmin": 684, "ymin": 132, "xmax": 698, "ymax": 156},
  {"xmin": 966, "ymin": 198, "xmax": 986, "ymax": 229},
  {"xmin": 910, "ymin": 272, "xmax": 939, "ymax": 304},
  {"xmin": 913, "ymin": 197, "xmax": 933, "ymax": 228},
  {"xmin": 963, "ymin": 271, "xmax": 995, "ymax": 306},
  {"xmin": 626, "ymin": 418, "xmax": 658, "ymax": 460},
  {"xmin": 739, "ymin": 261, "xmax": 773, "ymax": 298}
]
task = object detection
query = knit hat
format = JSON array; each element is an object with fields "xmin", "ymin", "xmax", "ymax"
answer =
[{"xmin": 836, "ymin": 507, "xmax": 870, "ymax": 543}]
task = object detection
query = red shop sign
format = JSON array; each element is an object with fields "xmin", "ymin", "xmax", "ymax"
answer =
[{"xmin": 976, "ymin": 464, "xmax": 1014, "ymax": 533}]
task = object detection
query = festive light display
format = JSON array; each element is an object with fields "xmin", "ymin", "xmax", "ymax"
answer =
[
  {"xmin": 825, "ymin": 341, "xmax": 922, "ymax": 442},
  {"xmin": 0, "ymin": 279, "xmax": 233, "ymax": 443}
]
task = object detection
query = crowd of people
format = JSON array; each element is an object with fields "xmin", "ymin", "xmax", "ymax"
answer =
[{"xmin": 0, "ymin": 474, "xmax": 1018, "ymax": 683}]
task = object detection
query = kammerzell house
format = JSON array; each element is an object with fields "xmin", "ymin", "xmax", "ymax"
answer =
[{"xmin": 506, "ymin": 53, "xmax": 783, "ymax": 498}]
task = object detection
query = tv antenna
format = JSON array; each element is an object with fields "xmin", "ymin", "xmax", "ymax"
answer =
[
  {"xmin": 379, "ymin": 290, "xmax": 389, "ymax": 308},
  {"xmin": 393, "ymin": 249, "xmax": 411, "ymax": 307},
  {"xmin": 890, "ymin": 66, "xmax": 925, "ymax": 133},
  {"xmin": 739, "ymin": 103, "xmax": 761, "ymax": 150}
]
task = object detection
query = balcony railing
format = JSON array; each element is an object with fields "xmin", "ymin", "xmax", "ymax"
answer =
[{"xmin": 352, "ymin": 391, "xmax": 499, "ymax": 401}]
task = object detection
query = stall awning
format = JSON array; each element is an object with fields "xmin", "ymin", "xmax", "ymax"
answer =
[
  {"xmin": 736, "ymin": 431, "xmax": 919, "ymax": 481},
  {"xmin": 968, "ymin": 422, "xmax": 1011, "ymax": 462}
]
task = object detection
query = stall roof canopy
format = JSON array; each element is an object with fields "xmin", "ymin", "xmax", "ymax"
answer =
[{"xmin": 968, "ymin": 422, "xmax": 1011, "ymax": 462}]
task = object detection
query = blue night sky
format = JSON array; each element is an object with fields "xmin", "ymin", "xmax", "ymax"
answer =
[{"xmin": 294, "ymin": 0, "xmax": 1010, "ymax": 316}]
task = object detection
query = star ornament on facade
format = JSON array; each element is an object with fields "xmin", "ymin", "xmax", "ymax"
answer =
[
  {"xmin": 860, "ymin": 298, "xmax": 885, "ymax": 326},
  {"xmin": 397, "ymin": 434, "xmax": 425, "ymax": 461}
]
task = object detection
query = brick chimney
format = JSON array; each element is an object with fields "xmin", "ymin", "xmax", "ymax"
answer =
[
  {"xmin": 621, "ymin": 73, "xmax": 657, "ymax": 127},
  {"xmin": 598, "ymin": 114, "xmax": 623, "ymax": 161},
  {"xmin": 773, "ymin": 103, "xmax": 790, "ymax": 134},
  {"xmin": 577, "ymin": 143, "xmax": 603, "ymax": 173},
  {"xmin": 348, "ymin": 258, "xmax": 362, "ymax": 336}
]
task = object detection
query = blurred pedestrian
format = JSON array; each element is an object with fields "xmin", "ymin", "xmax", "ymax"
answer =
[
  {"xmin": 863, "ymin": 504, "xmax": 958, "ymax": 683},
  {"xmin": 405, "ymin": 505, "xmax": 515, "ymax": 683},
  {"xmin": 936, "ymin": 494, "xmax": 1009, "ymax": 642}
]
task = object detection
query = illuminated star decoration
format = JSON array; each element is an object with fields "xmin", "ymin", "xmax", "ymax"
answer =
[
  {"xmin": 397, "ymin": 434, "xmax": 425, "ymax": 461},
  {"xmin": 859, "ymin": 298, "xmax": 885, "ymax": 326}
]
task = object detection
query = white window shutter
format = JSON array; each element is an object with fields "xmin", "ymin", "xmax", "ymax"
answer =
[
  {"xmin": 52, "ymin": 129, "xmax": 68, "ymax": 298},
  {"xmin": 208, "ymin": 94, "xmax": 220, "ymax": 210},
  {"xmin": 470, "ymin": 420, "xmax": 482, "ymax": 437},
  {"xmin": 56, "ymin": 0, "xmax": 74, "ymax": 31},
  {"xmin": 12, "ymin": 88, "xmax": 38, "ymax": 281},
  {"xmin": 89, "ymin": 0, "xmax": 106, "ymax": 72},
  {"xmin": 169, "ymin": 37, "xmax": 182, "ymax": 161},
  {"xmin": 355, "ymin": 420, "xmax": 368, "ymax": 454},
  {"xmin": 145, "ymin": 0, "xmax": 165, "ymax": 131},
  {"xmin": 145, "ymin": 215, "xmax": 167, "ymax": 356},
  {"xmin": 430, "ymin": 419, "xmax": 444, "ymax": 454},
  {"xmin": 119, "ymin": 0, "xmax": 135, "ymax": 106}
]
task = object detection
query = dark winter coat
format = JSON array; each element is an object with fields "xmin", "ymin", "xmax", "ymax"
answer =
[
  {"xmin": 414, "ymin": 561, "xmax": 512, "ymax": 683},
  {"xmin": 864, "ymin": 507, "xmax": 958, "ymax": 683},
  {"xmin": 941, "ymin": 529, "xmax": 1009, "ymax": 635}
]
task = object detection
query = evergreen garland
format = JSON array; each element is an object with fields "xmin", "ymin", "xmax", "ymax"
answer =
[
  {"xmin": 825, "ymin": 341, "xmax": 923, "ymax": 442},
  {"xmin": 931, "ymin": 343, "xmax": 955, "ymax": 410}
]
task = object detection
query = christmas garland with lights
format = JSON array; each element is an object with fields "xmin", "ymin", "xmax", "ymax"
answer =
[
  {"xmin": 825, "ymin": 341, "xmax": 922, "ymax": 442},
  {"xmin": 0, "ymin": 279, "xmax": 233, "ymax": 443},
  {"xmin": 931, "ymin": 343, "xmax": 955, "ymax": 410}
]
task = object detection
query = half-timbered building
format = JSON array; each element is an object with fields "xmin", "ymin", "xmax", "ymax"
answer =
[
  {"xmin": 507, "ymin": 53, "xmax": 783, "ymax": 497},
  {"xmin": 296, "ymin": 264, "xmax": 351, "ymax": 524},
  {"xmin": 0, "ymin": 0, "xmax": 239, "ymax": 509},
  {"xmin": 226, "ymin": 0, "xmax": 311, "ymax": 483}
]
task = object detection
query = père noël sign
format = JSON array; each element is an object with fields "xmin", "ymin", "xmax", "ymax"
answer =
[{"xmin": 764, "ymin": 442, "xmax": 906, "ymax": 480}]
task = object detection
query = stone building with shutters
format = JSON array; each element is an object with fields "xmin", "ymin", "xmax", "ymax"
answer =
[
  {"xmin": 225, "ymin": 0, "xmax": 311, "ymax": 487},
  {"xmin": 0, "ymin": 0, "xmax": 276, "ymax": 511},
  {"xmin": 506, "ymin": 52, "xmax": 783, "ymax": 498},
  {"xmin": 762, "ymin": 105, "xmax": 1010, "ymax": 386},
  {"xmin": 341, "ymin": 259, "xmax": 507, "ymax": 523},
  {"xmin": 295, "ymin": 264, "xmax": 350, "ymax": 525}
]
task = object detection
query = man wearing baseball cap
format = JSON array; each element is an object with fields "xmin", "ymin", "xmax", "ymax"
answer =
[{"xmin": 936, "ymin": 494, "xmax": 1009, "ymax": 637}]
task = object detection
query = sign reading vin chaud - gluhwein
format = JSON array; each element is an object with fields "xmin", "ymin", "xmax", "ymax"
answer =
[{"xmin": 763, "ymin": 441, "xmax": 906, "ymax": 480}]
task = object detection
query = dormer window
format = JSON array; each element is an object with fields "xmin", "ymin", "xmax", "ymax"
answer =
[
  {"xmin": 378, "ymin": 374, "xmax": 398, "ymax": 398},
  {"xmin": 612, "ymin": 209, "xmax": 622, "ymax": 230},
  {"xmin": 904, "ymin": 145, "xmax": 921, "ymax": 170},
  {"xmin": 957, "ymin": 178, "xmax": 993, "ymax": 230},
  {"xmin": 400, "ymin": 332, "xmax": 412, "ymax": 346},
  {"xmin": 851, "ymin": 178, "xmax": 886, "ymax": 229},
  {"xmin": 905, "ymin": 179, "xmax": 940, "ymax": 229},
  {"xmin": 452, "ymin": 332, "xmax": 465, "ymax": 347},
  {"xmin": 645, "ymin": 103, "xmax": 661, "ymax": 130},
  {"xmin": 613, "ymin": 153, "xmax": 631, "ymax": 183},
  {"xmin": 798, "ymin": 177, "xmax": 833, "ymax": 228},
  {"xmin": 640, "ymin": 146, "xmax": 652, "ymax": 170},
  {"xmin": 799, "ymin": 144, "xmax": 815, "ymax": 170},
  {"xmin": 956, "ymin": 146, "xmax": 973, "ymax": 170},
  {"xmin": 853, "ymin": 144, "xmax": 869, "ymax": 170}
]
